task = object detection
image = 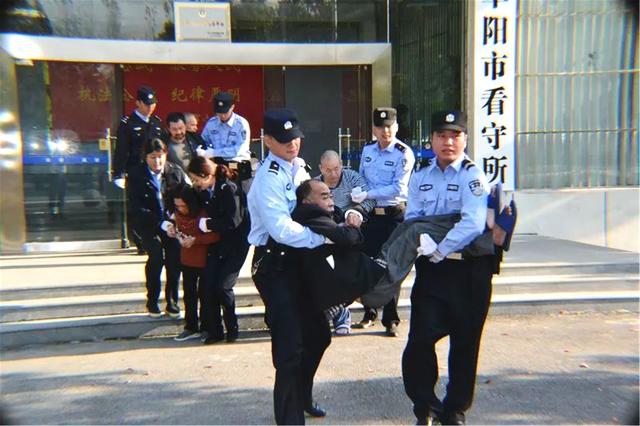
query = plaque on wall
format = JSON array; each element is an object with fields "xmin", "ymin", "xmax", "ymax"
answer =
[{"xmin": 174, "ymin": 2, "xmax": 231, "ymax": 42}]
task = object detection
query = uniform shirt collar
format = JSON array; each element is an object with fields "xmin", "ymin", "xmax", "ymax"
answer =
[
  {"xmin": 146, "ymin": 165, "xmax": 163, "ymax": 178},
  {"xmin": 431, "ymin": 153, "xmax": 466, "ymax": 173},
  {"xmin": 375, "ymin": 138, "xmax": 400, "ymax": 153},
  {"xmin": 267, "ymin": 152, "xmax": 294, "ymax": 174},
  {"xmin": 134, "ymin": 109, "xmax": 150, "ymax": 123},
  {"xmin": 221, "ymin": 113, "xmax": 236, "ymax": 127}
]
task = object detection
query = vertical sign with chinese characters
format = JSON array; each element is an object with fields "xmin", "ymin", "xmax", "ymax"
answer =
[{"xmin": 473, "ymin": 0, "xmax": 516, "ymax": 190}]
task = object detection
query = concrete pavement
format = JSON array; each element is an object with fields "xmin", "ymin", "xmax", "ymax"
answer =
[{"xmin": 1, "ymin": 310, "xmax": 638, "ymax": 425}]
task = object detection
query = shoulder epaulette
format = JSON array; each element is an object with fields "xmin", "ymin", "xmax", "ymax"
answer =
[
  {"xmin": 365, "ymin": 140, "xmax": 376, "ymax": 146},
  {"xmin": 304, "ymin": 164, "xmax": 312, "ymax": 173},
  {"xmin": 268, "ymin": 161, "xmax": 280, "ymax": 174},
  {"xmin": 462, "ymin": 158, "xmax": 476, "ymax": 171},
  {"xmin": 120, "ymin": 115, "xmax": 129, "ymax": 124},
  {"xmin": 152, "ymin": 114, "xmax": 162, "ymax": 122},
  {"xmin": 394, "ymin": 143, "xmax": 406, "ymax": 153}
]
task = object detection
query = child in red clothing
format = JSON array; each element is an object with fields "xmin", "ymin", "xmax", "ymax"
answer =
[{"xmin": 168, "ymin": 185, "xmax": 220, "ymax": 341}]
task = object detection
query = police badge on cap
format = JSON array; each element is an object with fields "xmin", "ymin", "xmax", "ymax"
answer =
[
  {"xmin": 373, "ymin": 107, "xmax": 397, "ymax": 127},
  {"xmin": 431, "ymin": 110, "xmax": 467, "ymax": 133},
  {"xmin": 264, "ymin": 108, "xmax": 304, "ymax": 143},
  {"xmin": 136, "ymin": 86, "xmax": 157, "ymax": 105},
  {"xmin": 213, "ymin": 91, "xmax": 234, "ymax": 113}
]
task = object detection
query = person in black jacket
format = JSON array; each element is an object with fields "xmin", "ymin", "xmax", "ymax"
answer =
[
  {"xmin": 291, "ymin": 180, "xmax": 385, "ymax": 313},
  {"xmin": 127, "ymin": 138, "xmax": 186, "ymax": 318},
  {"xmin": 163, "ymin": 111, "xmax": 207, "ymax": 172},
  {"xmin": 113, "ymin": 86, "xmax": 165, "ymax": 254},
  {"xmin": 187, "ymin": 156, "xmax": 250, "ymax": 344}
]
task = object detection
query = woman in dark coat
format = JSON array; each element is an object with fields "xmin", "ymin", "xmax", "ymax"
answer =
[
  {"xmin": 127, "ymin": 138, "xmax": 186, "ymax": 317},
  {"xmin": 187, "ymin": 156, "xmax": 250, "ymax": 344}
]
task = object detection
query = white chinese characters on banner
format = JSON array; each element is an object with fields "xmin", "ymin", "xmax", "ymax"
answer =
[{"xmin": 473, "ymin": 0, "xmax": 516, "ymax": 190}]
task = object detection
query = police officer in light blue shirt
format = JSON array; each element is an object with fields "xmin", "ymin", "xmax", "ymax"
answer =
[
  {"xmin": 402, "ymin": 110, "xmax": 493, "ymax": 426},
  {"xmin": 247, "ymin": 108, "xmax": 331, "ymax": 425},
  {"xmin": 351, "ymin": 107, "xmax": 415, "ymax": 336},
  {"xmin": 201, "ymin": 92, "xmax": 251, "ymax": 161}
]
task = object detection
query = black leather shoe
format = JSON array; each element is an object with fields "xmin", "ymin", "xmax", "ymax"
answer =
[
  {"xmin": 416, "ymin": 416, "xmax": 439, "ymax": 426},
  {"xmin": 226, "ymin": 329, "xmax": 239, "ymax": 343},
  {"xmin": 304, "ymin": 402, "xmax": 326, "ymax": 418},
  {"xmin": 440, "ymin": 412, "xmax": 465, "ymax": 425}
]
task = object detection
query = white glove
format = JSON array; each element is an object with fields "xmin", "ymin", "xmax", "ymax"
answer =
[
  {"xmin": 160, "ymin": 221, "xmax": 173, "ymax": 232},
  {"xmin": 196, "ymin": 146, "xmax": 207, "ymax": 157},
  {"xmin": 113, "ymin": 178, "xmax": 126, "ymax": 189},
  {"xmin": 351, "ymin": 191, "xmax": 367, "ymax": 204},
  {"xmin": 420, "ymin": 233, "xmax": 438, "ymax": 254},
  {"xmin": 324, "ymin": 237, "xmax": 335, "ymax": 245},
  {"xmin": 199, "ymin": 217, "xmax": 211, "ymax": 233},
  {"xmin": 429, "ymin": 250, "xmax": 445, "ymax": 263},
  {"xmin": 205, "ymin": 147, "xmax": 215, "ymax": 158}
]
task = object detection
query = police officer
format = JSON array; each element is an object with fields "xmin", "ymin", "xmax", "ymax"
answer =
[
  {"xmin": 351, "ymin": 107, "xmax": 415, "ymax": 337},
  {"xmin": 247, "ymin": 108, "xmax": 331, "ymax": 425},
  {"xmin": 200, "ymin": 92, "xmax": 253, "ymax": 193},
  {"xmin": 113, "ymin": 85, "xmax": 165, "ymax": 253},
  {"xmin": 402, "ymin": 111, "xmax": 492, "ymax": 425}
]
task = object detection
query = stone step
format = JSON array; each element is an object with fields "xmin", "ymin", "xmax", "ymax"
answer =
[
  {"xmin": 1, "ymin": 291, "xmax": 637, "ymax": 350},
  {"xmin": 1, "ymin": 273, "xmax": 637, "ymax": 322}
]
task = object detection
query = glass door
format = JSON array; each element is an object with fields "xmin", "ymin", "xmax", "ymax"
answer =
[{"xmin": 17, "ymin": 61, "xmax": 122, "ymax": 242}]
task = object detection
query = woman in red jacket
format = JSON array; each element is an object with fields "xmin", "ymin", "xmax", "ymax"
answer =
[{"xmin": 167, "ymin": 185, "xmax": 220, "ymax": 341}]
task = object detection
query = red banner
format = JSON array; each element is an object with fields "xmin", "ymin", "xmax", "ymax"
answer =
[
  {"xmin": 48, "ymin": 62, "xmax": 115, "ymax": 141},
  {"xmin": 122, "ymin": 64, "xmax": 264, "ymax": 136}
]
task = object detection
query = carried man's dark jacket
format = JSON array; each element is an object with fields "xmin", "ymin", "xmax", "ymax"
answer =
[{"xmin": 290, "ymin": 204, "xmax": 384, "ymax": 312}]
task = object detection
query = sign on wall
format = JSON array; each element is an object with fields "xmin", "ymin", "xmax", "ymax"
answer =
[
  {"xmin": 473, "ymin": 0, "xmax": 516, "ymax": 190},
  {"xmin": 174, "ymin": 1, "xmax": 231, "ymax": 42},
  {"xmin": 122, "ymin": 64, "xmax": 264, "ymax": 136}
]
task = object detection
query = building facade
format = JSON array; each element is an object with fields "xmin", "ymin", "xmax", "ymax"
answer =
[{"xmin": 0, "ymin": 0, "xmax": 637, "ymax": 253}]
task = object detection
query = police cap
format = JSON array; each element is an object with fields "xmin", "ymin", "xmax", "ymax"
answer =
[
  {"xmin": 214, "ymin": 92, "xmax": 234, "ymax": 113},
  {"xmin": 431, "ymin": 110, "xmax": 467, "ymax": 133},
  {"xmin": 137, "ymin": 85, "xmax": 157, "ymax": 105},
  {"xmin": 373, "ymin": 107, "xmax": 397, "ymax": 127},
  {"xmin": 264, "ymin": 108, "xmax": 304, "ymax": 144}
]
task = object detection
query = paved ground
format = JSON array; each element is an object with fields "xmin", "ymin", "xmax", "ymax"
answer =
[{"xmin": 1, "ymin": 310, "xmax": 638, "ymax": 425}]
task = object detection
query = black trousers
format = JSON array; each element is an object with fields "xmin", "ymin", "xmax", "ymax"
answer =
[
  {"xmin": 362, "ymin": 213, "xmax": 403, "ymax": 327},
  {"xmin": 402, "ymin": 255, "xmax": 493, "ymax": 420},
  {"xmin": 252, "ymin": 247, "xmax": 332, "ymax": 425},
  {"xmin": 182, "ymin": 265, "xmax": 205, "ymax": 332},
  {"xmin": 140, "ymin": 232, "xmax": 181, "ymax": 309},
  {"xmin": 125, "ymin": 184, "xmax": 144, "ymax": 250},
  {"xmin": 202, "ymin": 242, "xmax": 249, "ymax": 338}
]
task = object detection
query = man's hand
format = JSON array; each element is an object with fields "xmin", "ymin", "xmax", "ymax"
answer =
[
  {"xmin": 428, "ymin": 250, "xmax": 445, "ymax": 263},
  {"xmin": 113, "ymin": 178, "xmax": 126, "ymax": 189},
  {"xmin": 161, "ymin": 221, "xmax": 176, "ymax": 238},
  {"xmin": 345, "ymin": 211, "xmax": 363, "ymax": 228},
  {"xmin": 351, "ymin": 191, "xmax": 367, "ymax": 204}
]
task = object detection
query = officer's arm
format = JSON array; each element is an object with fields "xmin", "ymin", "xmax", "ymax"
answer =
[
  {"xmin": 257, "ymin": 175, "xmax": 325, "ymax": 248},
  {"xmin": 113, "ymin": 118, "xmax": 129, "ymax": 179},
  {"xmin": 404, "ymin": 172, "xmax": 423, "ymax": 221},
  {"xmin": 238, "ymin": 117, "xmax": 251, "ymax": 158},
  {"xmin": 437, "ymin": 171, "xmax": 489, "ymax": 256},
  {"xmin": 350, "ymin": 170, "xmax": 375, "ymax": 213},
  {"xmin": 367, "ymin": 150, "xmax": 415, "ymax": 200},
  {"xmin": 207, "ymin": 183, "xmax": 243, "ymax": 233},
  {"xmin": 128, "ymin": 173, "xmax": 159, "ymax": 232},
  {"xmin": 200, "ymin": 121, "xmax": 213, "ymax": 149}
]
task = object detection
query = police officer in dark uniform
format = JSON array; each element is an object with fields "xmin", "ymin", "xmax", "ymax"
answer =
[
  {"xmin": 113, "ymin": 85, "xmax": 165, "ymax": 253},
  {"xmin": 247, "ymin": 108, "xmax": 330, "ymax": 425},
  {"xmin": 352, "ymin": 107, "xmax": 415, "ymax": 336},
  {"xmin": 200, "ymin": 92, "xmax": 253, "ymax": 194},
  {"xmin": 402, "ymin": 111, "xmax": 493, "ymax": 425}
]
